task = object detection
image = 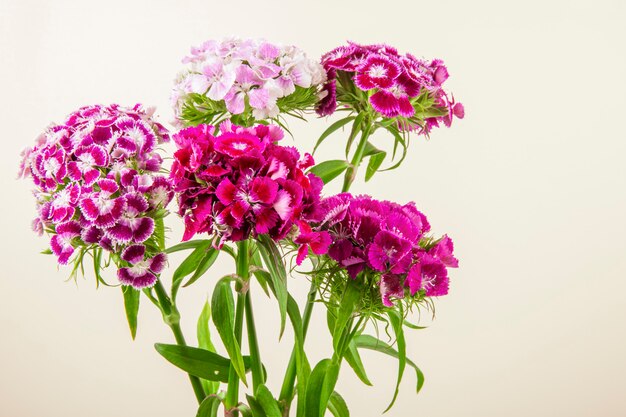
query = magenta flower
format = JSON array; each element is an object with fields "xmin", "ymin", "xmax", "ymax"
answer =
[
  {"xmin": 21, "ymin": 104, "xmax": 173, "ymax": 289},
  {"xmin": 317, "ymin": 41, "xmax": 464, "ymax": 134},
  {"xmin": 170, "ymin": 122, "xmax": 326, "ymax": 252},
  {"xmin": 315, "ymin": 193, "xmax": 457, "ymax": 307},
  {"xmin": 294, "ymin": 221, "xmax": 331, "ymax": 266}
]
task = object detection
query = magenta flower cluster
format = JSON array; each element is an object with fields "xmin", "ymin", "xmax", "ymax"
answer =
[
  {"xmin": 170, "ymin": 121, "xmax": 330, "ymax": 257},
  {"xmin": 317, "ymin": 193, "xmax": 458, "ymax": 306},
  {"xmin": 20, "ymin": 104, "xmax": 173, "ymax": 289},
  {"xmin": 172, "ymin": 37, "xmax": 327, "ymax": 122},
  {"xmin": 317, "ymin": 42, "xmax": 464, "ymax": 132}
]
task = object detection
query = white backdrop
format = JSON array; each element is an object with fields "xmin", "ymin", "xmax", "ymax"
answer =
[{"xmin": 1, "ymin": 1, "xmax": 625, "ymax": 416}]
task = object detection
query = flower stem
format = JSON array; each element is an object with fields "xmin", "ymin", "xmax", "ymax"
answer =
[
  {"xmin": 152, "ymin": 280, "xmax": 206, "ymax": 404},
  {"xmin": 245, "ymin": 291, "xmax": 264, "ymax": 391},
  {"xmin": 225, "ymin": 240, "xmax": 250, "ymax": 412},
  {"xmin": 342, "ymin": 119, "xmax": 373, "ymax": 192}
]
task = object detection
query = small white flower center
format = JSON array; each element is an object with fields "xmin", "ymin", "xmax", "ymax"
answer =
[{"xmin": 369, "ymin": 65, "xmax": 387, "ymax": 78}]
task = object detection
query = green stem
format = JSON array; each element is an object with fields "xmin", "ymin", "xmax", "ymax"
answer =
[
  {"xmin": 225, "ymin": 240, "xmax": 250, "ymax": 412},
  {"xmin": 153, "ymin": 280, "xmax": 206, "ymax": 404},
  {"xmin": 245, "ymin": 291, "xmax": 264, "ymax": 391},
  {"xmin": 342, "ymin": 120, "xmax": 373, "ymax": 192}
]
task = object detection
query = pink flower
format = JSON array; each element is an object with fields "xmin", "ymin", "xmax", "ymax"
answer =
[
  {"xmin": 354, "ymin": 55, "xmax": 401, "ymax": 90},
  {"xmin": 50, "ymin": 221, "xmax": 81, "ymax": 264},
  {"xmin": 294, "ymin": 221, "xmax": 332, "ymax": 265},
  {"xmin": 170, "ymin": 122, "xmax": 326, "ymax": 254},
  {"xmin": 315, "ymin": 193, "xmax": 457, "ymax": 306}
]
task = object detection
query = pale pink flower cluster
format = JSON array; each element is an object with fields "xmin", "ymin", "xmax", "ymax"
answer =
[{"xmin": 171, "ymin": 37, "xmax": 327, "ymax": 123}]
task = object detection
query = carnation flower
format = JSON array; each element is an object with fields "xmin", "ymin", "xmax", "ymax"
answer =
[
  {"xmin": 317, "ymin": 42, "xmax": 464, "ymax": 134},
  {"xmin": 315, "ymin": 193, "xmax": 457, "ymax": 307},
  {"xmin": 20, "ymin": 104, "xmax": 173, "ymax": 289},
  {"xmin": 172, "ymin": 37, "xmax": 327, "ymax": 127},
  {"xmin": 170, "ymin": 121, "xmax": 330, "ymax": 260}
]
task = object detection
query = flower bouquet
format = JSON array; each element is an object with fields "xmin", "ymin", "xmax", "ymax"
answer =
[{"xmin": 19, "ymin": 38, "xmax": 463, "ymax": 417}]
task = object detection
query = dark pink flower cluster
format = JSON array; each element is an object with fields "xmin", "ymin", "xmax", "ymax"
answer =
[
  {"xmin": 317, "ymin": 42, "xmax": 464, "ymax": 133},
  {"xmin": 170, "ymin": 121, "xmax": 330, "ymax": 259},
  {"xmin": 317, "ymin": 193, "xmax": 458, "ymax": 306},
  {"xmin": 20, "ymin": 104, "xmax": 173, "ymax": 289}
]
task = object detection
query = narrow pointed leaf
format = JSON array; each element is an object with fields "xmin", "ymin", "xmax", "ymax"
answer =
[
  {"xmin": 305, "ymin": 359, "xmax": 340, "ymax": 417},
  {"xmin": 122, "ymin": 287, "xmax": 140, "ymax": 340},
  {"xmin": 354, "ymin": 334, "xmax": 425, "ymax": 398},
  {"xmin": 332, "ymin": 280, "xmax": 360, "ymax": 353},
  {"xmin": 196, "ymin": 394, "xmax": 222, "ymax": 417},
  {"xmin": 246, "ymin": 395, "xmax": 266, "ymax": 417},
  {"xmin": 309, "ymin": 160, "xmax": 350, "ymax": 185},
  {"xmin": 365, "ymin": 151, "xmax": 386, "ymax": 181},
  {"xmin": 255, "ymin": 235, "xmax": 288, "ymax": 337},
  {"xmin": 197, "ymin": 301, "xmax": 219, "ymax": 395},
  {"xmin": 254, "ymin": 384, "xmax": 282, "ymax": 417},
  {"xmin": 344, "ymin": 340, "xmax": 373, "ymax": 386},
  {"xmin": 171, "ymin": 241, "xmax": 211, "ymax": 300},
  {"xmin": 345, "ymin": 112, "xmax": 365, "ymax": 156},
  {"xmin": 328, "ymin": 391, "xmax": 350, "ymax": 417},
  {"xmin": 211, "ymin": 278, "xmax": 247, "ymax": 384},
  {"xmin": 384, "ymin": 311, "xmax": 406, "ymax": 411},
  {"xmin": 313, "ymin": 116, "xmax": 355, "ymax": 154},
  {"xmin": 183, "ymin": 248, "xmax": 219, "ymax": 287},
  {"xmin": 165, "ymin": 239, "xmax": 211, "ymax": 254},
  {"xmin": 155, "ymin": 343, "xmax": 233, "ymax": 382}
]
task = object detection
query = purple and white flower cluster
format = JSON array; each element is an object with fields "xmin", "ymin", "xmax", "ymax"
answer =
[
  {"xmin": 317, "ymin": 42, "xmax": 464, "ymax": 133},
  {"xmin": 172, "ymin": 37, "xmax": 327, "ymax": 124},
  {"xmin": 20, "ymin": 104, "xmax": 173, "ymax": 289},
  {"xmin": 317, "ymin": 194, "xmax": 458, "ymax": 307}
]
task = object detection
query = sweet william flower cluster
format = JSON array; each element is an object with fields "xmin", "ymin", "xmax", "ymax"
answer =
[
  {"xmin": 20, "ymin": 104, "xmax": 174, "ymax": 288},
  {"xmin": 169, "ymin": 121, "xmax": 330, "ymax": 260},
  {"xmin": 20, "ymin": 38, "xmax": 464, "ymax": 417},
  {"xmin": 317, "ymin": 194, "xmax": 458, "ymax": 307},
  {"xmin": 172, "ymin": 37, "xmax": 327, "ymax": 125},
  {"xmin": 318, "ymin": 41, "xmax": 464, "ymax": 133}
]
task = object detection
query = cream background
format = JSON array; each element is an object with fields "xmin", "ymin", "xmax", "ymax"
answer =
[{"xmin": 1, "ymin": 0, "xmax": 625, "ymax": 416}]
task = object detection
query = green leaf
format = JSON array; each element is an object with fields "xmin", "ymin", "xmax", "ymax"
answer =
[
  {"xmin": 154, "ymin": 343, "xmax": 233, "ymax": 382},
  {"xmin": 344, "ymin": 340, "xmax": 373, "ymax": 386},
  {"xmin": 286, "ymin": 294, "xmax": 311, "ymax": 417},
  {"xmin": 345, "ymin": 112, "xmax": 366, "ymax": 157},
  {"xmin": 196, "ymin": 394, "xmax": 222, "ymax": 417},
  {"xmin": 333, "ymin": 280, "xmax": 360, "ymax": 353},
  {"xmin": 313, "ymin": 116, "xmax": 355, "ymax": 154},
  {"xmin": 250, "ymin": 249, "xmax": 271, "ymax": 297},
  {"xmin": 365, "ymin": 150, "xmax": 386, "ymax": 182},
  {"xmin": 154, "ymin": 217, "xmax": 166, "ymax": 251},
  {"xmin": 171, "ymin": 241, "xmax": 211, "ymax": 300},
  {"xmin": 328, "ymin": 391, "xmax": 350, "ymax": 417},
  {"xmin": 183, "ymin": 247, "xmax": 219, "ymax": 288},
  {"xmin": 197, "ymin": 301, "xmax": 219, "ymax": 395},
  {"xmin": 308, "ymin": 160, "xmax": 350, "ymax": 185},
  {"xmin": 211, "ymin": 278, "xmax": 247, "ymax": 384},
  {"xmin": 122, "ymin": 286, "xmax": 140, "ymax": 340},
  {"xmin": 354, "ymin": 334, "xmax": 425, "ymax": 400},
  {"xmin": 165, "ymin": 239, "xmax": 211, "ymax": 254},
  {"xmin": 381, "ymin": 126, "xmax": 408, "ymax": 172},
  {"xmin": 255, "ymin": 235, "xmax": 288, "ymax": 337},
  {"xmin": 384, "ymin": 311, "xmax": 406, "ymax": 412},
  {"xmin": 254, "ymin": 384, "xmax": 282, "ymax": 417},
  {"xmin": 246, "ymin": 395, "xmax": 266, "ymax": 417},
  {"xmin": 305, "ymin": 359, "xmax": 340, "ymax": 417}
]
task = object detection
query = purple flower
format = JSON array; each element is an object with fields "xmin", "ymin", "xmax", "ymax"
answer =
[
  {"xmin": 21, "ymin": 104, "xmax": 173, "ymax": 288},
  {"xmin": 117, "ymin": 245, "xmax": 167, "ymax": 289}
]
